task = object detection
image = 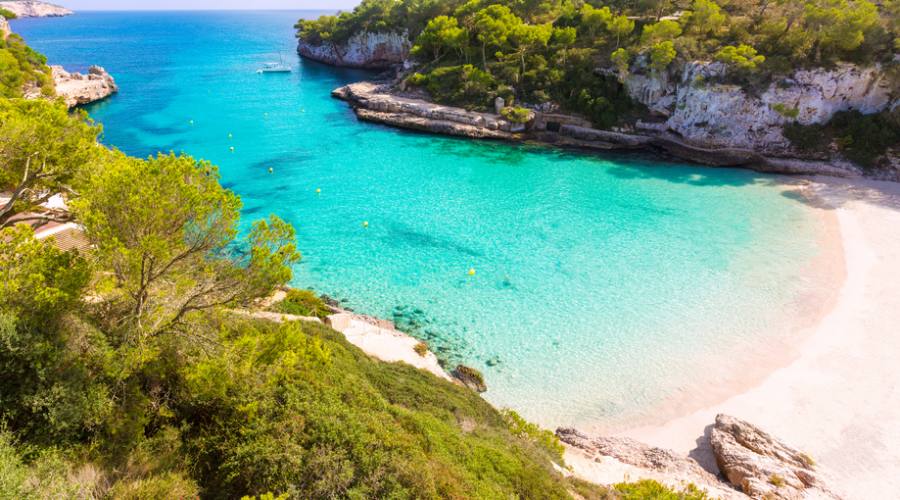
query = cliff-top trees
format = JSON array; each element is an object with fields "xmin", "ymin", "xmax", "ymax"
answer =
[
  {"xmin": 413, "ymin": 15, "xmax": 467, "ymax": 63},
  {"xmin": 0, "ymin": 99, "xmax": 101, "ymax": 229}
]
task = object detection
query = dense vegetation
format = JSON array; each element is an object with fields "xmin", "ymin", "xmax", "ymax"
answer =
[
  {"xmin": 0, "ymin": 32, "xmax": 53, "ymax": 98},
  {"xmin": 298, "ymin": 0, "xmax": 898, "ymax": 128},
  {"xmin": 784, "ymin": 109, "xmax": 900, "ymax": 169}
]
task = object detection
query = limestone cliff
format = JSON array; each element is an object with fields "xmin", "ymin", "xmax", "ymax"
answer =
[
  {"xmin": 0, "ymin": 16, "xmax": 10, "ymax": 38},
  {"xmin": 50, "ymin": 65, "xmax": 118, "ymax": 108},
  {"xmin": 625, "ymin": 61, "xmax": 896, "ymax": 155},
  {"xmin": 0, "ymin": 1, "xmax": 73, "ymax": 17},
  {"xmin": 298, "ymin": 31, "xmax": 410, "ymax": 70}
]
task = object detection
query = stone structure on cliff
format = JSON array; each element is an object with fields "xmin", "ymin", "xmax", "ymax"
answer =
[
  {"xmin": 0, "ymin": 1, "xmax": 72, "ymax": 17},
  {"xmin": 50, "ymin": 65, "xmax": 118, "ymax": 108},
  {"xmin": 298, "ymin": 31, "xmax": 410, "ymax": 70}
]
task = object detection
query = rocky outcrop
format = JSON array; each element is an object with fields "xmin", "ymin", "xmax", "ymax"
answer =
[
  {"xmin": 334, "ymin": 81, "xmax": 861, "ymax": 178},
  {"xmin": 333, "ymin": 81, "xmax": 517, "ymax": 139},
  {"xmin": 0, "ymin": 16, "xmax": 10, "ymax": 38},
  {"xmin": 710, "ymin": 414, "xmax": 839, "ymax": 499},
  {"xmin": 558, "ymin": 415, "xmax": 839, "ymax": 500},
  {"xmin": 451, "ymin": 365, "xmax": 487, "ymax": 392},
  {"xmin": 51, "ymin": 65, "xmax": 118, "ymax": 108},
  {"xmin": 0, "ymin": 1, "xmax": 73, "ymax": 17},
  {"xmin": 298, "ymin": 31, "xmax": 410, "ymax": 69},
  {"xmin": 626, "ymin": 62, "xmax": 895, "ymax": 155}
]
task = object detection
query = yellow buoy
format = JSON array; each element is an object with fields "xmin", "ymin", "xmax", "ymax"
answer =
[
  {"xmin": 315, "ymin": 188, "xmax": 321, "ymax": 194},
  {"xmin": 468, "ymin": 268, "xmax": 476, "ymax": 276},
  {"xmin": 362, "ymin": 221, "xmax": 369, "ymax": 228},
  {"xmin": 268, "ymin": 167, "xmax": 274, "ymax": 174}
]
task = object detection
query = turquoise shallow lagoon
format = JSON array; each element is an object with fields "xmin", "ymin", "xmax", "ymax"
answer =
[{"xmin": 14, "ymin": 11, "xmax": 827, "ymax": 430}]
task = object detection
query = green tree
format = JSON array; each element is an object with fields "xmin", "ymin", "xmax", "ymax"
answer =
[
  {"xmin": 0, "ymin": 8, "xmax": 17, "ymax": 19},
  {"xmin": 681, "ymin": 0, "xmax": 727, "ymax": 36},
  {"xmin": 474, "ymin": 5, "xmax": 522, "ymax": 70},
  {"xmin": 580, "ymin": 4, "xmax": 612, "ymax": 38},
  {"xmin": 611, "ymin": 47, "xmax": 631, "ymax": 80},
  {"xmin": 715, "ymin": 44, "xmax": 766, "ymax": 70},
  {"xmin": 640, "ymin": 19, "xmax": 683, "ymax": 45},
  {"xmin": 71, "ymin": 152, "xmax": 300, "ymax": 340},
  {"xmin": 0, "ymin": 99, "xmax": 101, "ymax": 229},
  {"xmin": 803, "ymin": 0, "xmax": 879, "ymax": 60},
  {"xmin": 551, "ymin": 26, "xmax": 576, "ymax": 63},
  {"xmin": 649, "ymin": 40, "xmax": 677, "ymax": 71},
  {"xmin": 509, "ymin": 22, "xmax": 552, "ymax": 81},
  {"xmin": 607, "ymin": 15, "xmax": 635, "ymax": 49},
  {"xmin": 412, "ymin": 15, "xmax": 467, "ymax": 63}
]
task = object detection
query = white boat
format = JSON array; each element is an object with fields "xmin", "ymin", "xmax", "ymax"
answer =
[{"xmin": 257, "ymin": 53, "xmax": 292, "ymax": 73}]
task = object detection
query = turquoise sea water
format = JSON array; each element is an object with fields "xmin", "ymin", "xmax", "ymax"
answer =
[{"xmin": 14, "ymin": 11, "xmax": 825, "ymax": 430}]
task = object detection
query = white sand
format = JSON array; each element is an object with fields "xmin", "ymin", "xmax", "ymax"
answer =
[
  {"xmin": 609, "ymin": 178, "xmax": 900, "ymax": 498},
  {"xmin": 328, "ymin": 312, "xmax": 452, "ymax": 381}
]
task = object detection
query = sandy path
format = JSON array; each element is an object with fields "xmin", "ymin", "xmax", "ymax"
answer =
[{"xmin": 613, "ymin": 178, "xmax": 900, "ymax": 498}]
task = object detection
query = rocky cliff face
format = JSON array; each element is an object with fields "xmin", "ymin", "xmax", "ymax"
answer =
[
  {"xmin": 50, "ymin": 65, "xmax": 118, "ymax": 108},
  {"xmin": 298, "ymin": 31, "xmax": 410, "ymax": 70},
  {"xmin": 0, "ymin": 1, "xmax": 73, "ymax": 17},
  {"xmin": 626, "ymin": 61, "xmax": 895, "ymax": 155},
  {"xmin": 0, "ymin": 16, "xmax": 10, "ymax": 38}
]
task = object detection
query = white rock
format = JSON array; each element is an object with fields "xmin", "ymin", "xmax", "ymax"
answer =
[
  {"xmin": 298, "ymin": 31, "xmax": 410, "ymax": 69},
  {"xmin": 0, "ymin": 1, "xmax": 72, "ymax": 17}
]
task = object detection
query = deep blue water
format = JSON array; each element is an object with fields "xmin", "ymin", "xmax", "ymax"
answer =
[{"xmin": 13, "ymin": 11, "xmax": 826, "ymax": 430}]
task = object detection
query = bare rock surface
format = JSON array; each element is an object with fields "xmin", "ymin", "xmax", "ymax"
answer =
[
  {"xmin": 558, "ymin": 427, "xmax": 747, "ymax": 499},
  {"xmin": 298, "ymin": 31, "xmax": 410, "ymax": 69},
  {"xmin": 710, "ymin": 414, "xmax": 840, "ymax": 499},
  {"xmin": 51, "ymin": 65, "xmax": 118, "ymax": 108},
  {"xmin": 0, "ymin": 1, "xmax": 72, "ymax": 17}
]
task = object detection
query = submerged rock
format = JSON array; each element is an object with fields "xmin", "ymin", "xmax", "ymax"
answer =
[
  {"xmin": 51, "ymin": 65, "xmax": 118, "ymax": 108},
  {"xmin": 710, "ymin": 414, "xmax": 839, "ymax": 499}
]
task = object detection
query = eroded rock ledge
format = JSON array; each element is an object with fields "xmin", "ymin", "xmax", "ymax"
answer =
[
  {"xmin": 333, "ymin": 81, "xmax": 862, "ymax": 179},
  {"xmin": 298, "ymin": 31, "xmax": 410, "ymax": 70},
  {"xmin": 558, "ymin": 414, "xmax": 840, "ymax": 499},
  {"xmin": 51, "ymin": 65, "xmax": 118, "ymax": 108}
]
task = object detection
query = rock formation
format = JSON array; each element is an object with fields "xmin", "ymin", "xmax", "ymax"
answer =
[
  {"xmin": 51, "ymin": 65, "xmax": 118, "ymax": 108},
  {"xmin": 451, "ymin": 365, "xmax": 487, "ymax": 392},
  {"xmin": 710, "ymin": 414, "xmax": 839, "ymax": 499},
  {"xmin": 626, "ymin": 61, "xmax": 895, "ymax": 155},
  {"xmin": 298, "ymin": 31, "xmax": 410, "ymax": 69},
  {"xmin": 0, "ymin": 1, "xmax": 73, "ymax": 17},
  {"xmin": 333, "ymin": 81, "xmax": 861, "ymax": 178},
  {"xmin": 557, "ymin": 415, "xmax": 841, "ymax": 500},
  {"xmin": 0, "ymin": 16, "xmax": 10, "ymax": 38}
]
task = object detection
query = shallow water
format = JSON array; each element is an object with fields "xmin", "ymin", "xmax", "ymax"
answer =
[{"xmin": 14, "ymin": 11, "xmax": 825, "ymax": 430}]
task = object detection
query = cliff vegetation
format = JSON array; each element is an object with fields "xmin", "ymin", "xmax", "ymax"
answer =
[{"xmin": 298, "ymin": 0, "xmax": 898, "ymax": 130}]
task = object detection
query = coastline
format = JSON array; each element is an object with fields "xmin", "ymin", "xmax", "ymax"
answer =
[{"xmin": 601, "ymin": 177, "xmax": 900, "ymax": 498}]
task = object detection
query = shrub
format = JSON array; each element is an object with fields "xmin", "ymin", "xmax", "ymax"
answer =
[
  {"xmin": 272, "ymin": 289, "xmax": 331, "ymax": 319},
  {"xmin": 715, "ymin": 44, "xmax": 766, "ymax": 71},
  {"xmin": 0, "ymin": 8, "xmax": 17, "ymax": 19},
  {"xmin": 413, "ymin": 341, "xmax": 428, "ymax": 357},
  {"xmin": 500, "ymin": 105, "xmax": 532, "ymax": 123},
  {"xmin": 771, "ymin": 103, "xmax": 800, "ymax": 119},
  {"xmin": 613, "ymin": 479, "xmax": 711, "ymax": 499},
  {"xmin": 784, "ymin": 109, "xmax": 900, "ymax": 170},
  {"xmin": 501, "ymin": 409, "xmax": 564, "ymax": 462}
]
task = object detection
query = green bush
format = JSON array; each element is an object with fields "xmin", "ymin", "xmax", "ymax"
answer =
[
  {"xmin": 500, "ymin": 105, "xmax": 533, "ymax": 123},
  {"xmin": 0, "ymin": 8, "xmax": 17, "ymax": 19},
  {"xmin": 785, "ymin": 110, "xmax": 900, "ymax": 169},
  {"xmin": 425, "ymin": 64, "xmax": 497, "ymax": 109},
  {"xmin": 613, "ymin": 479, "xmax": 711, "ymax": 499},
  {"xmin": 272, "ymin": 288, "xmax": 331, "ymax": 319}
]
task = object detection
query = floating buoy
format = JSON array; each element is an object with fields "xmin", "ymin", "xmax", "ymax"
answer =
[
  {"xmin": 268, "ymin": 167, "xmax": 274, "ymax": 174},
  {"xmin": 189, "ymin": 119, "xmax": 194, "ymax": 126},
  {"xmin": 229, "ymin": 146, "xmax": 235, "ymax": 152},
  {"xmin": 468, "ymin": 268, "xmax": 476, "ymax": 276},
  {"xmin": 228, "ymin": 132, "xmax": 233, "ymax": 139},
  {"xmin": 315, "ymin": 188, "xmax": 321, "ymax": 194},
  {"xmin": 362, "ymin": 221, "xmax": 369, "ymax": 228}
]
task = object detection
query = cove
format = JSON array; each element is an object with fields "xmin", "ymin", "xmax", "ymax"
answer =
[{"xmin": 14, "ymin": 10, "xmax": 828, "ymax": 431}]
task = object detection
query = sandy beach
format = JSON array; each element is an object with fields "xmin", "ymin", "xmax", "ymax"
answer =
[{"xmin": 590, "ymin": 177, "xmax": 900, "ymax": 498}]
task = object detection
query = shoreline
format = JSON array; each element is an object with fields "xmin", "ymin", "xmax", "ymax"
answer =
[
  {"xmin": 601, "ymin": 177, "xmax": 900, "ymax": 498},
  {"xmin": 333, "ymin": 81, "xmax": 871, "ymax": 180}
]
